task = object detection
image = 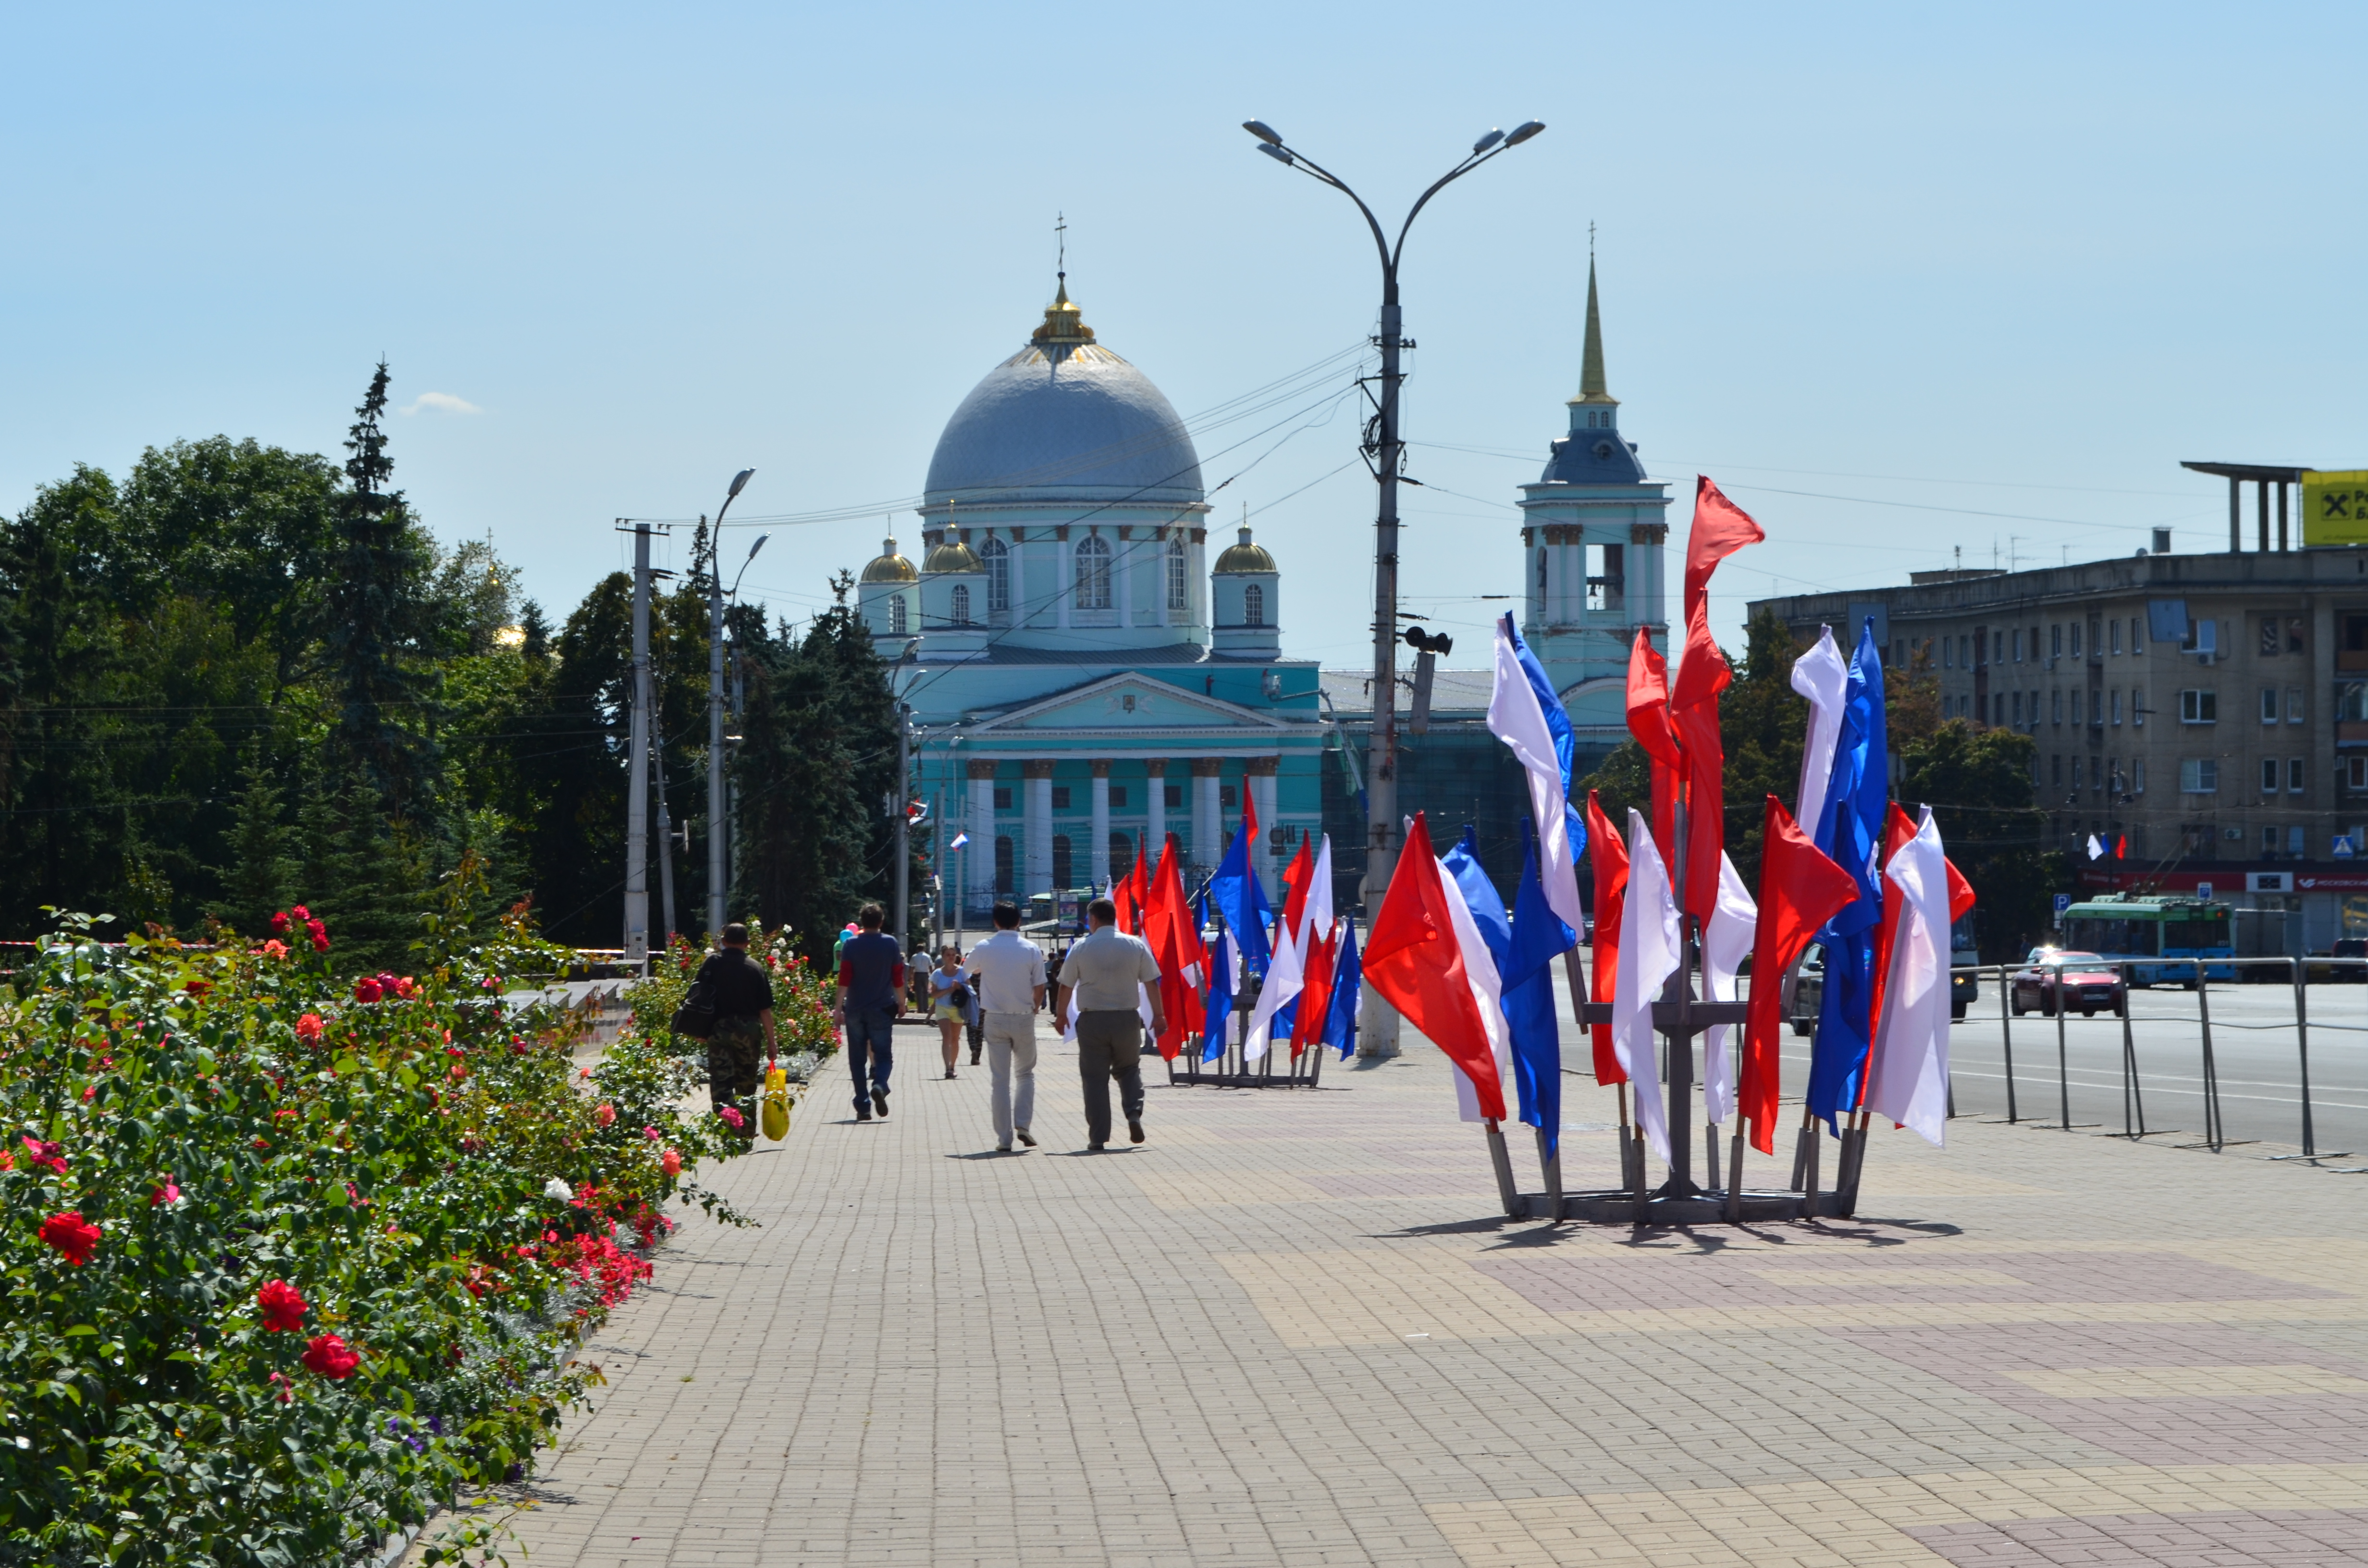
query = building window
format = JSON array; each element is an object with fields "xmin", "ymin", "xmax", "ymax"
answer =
[
  {"xmin": 2051, "ymin": 754, "xmax": 2063, "ymax": 787},
  {"xmin": 982, "ymin": 537, "xmax": 1010, "ymax": 615},
  {"xmin": 993, "ymin": 787, "xmax": 1012, "ymax": 810},
  {"xmin": 1109, "ymin": 833, "xmax": 1133, "ymax": 883},
  {"xmin": 2263, "ymin": 758, "xmax": 2281, "ymax": 794},
  {"xmin": 2028, "ymin": 689, "xmax": 2039, "ymax": 731},
  {"xmin": 2289, "ymin": 617, "xmax": 2306, "ymax": 654},
  {"xmin": 1164, "ymin": 784, "xmax": 1183, "ymax": 808},
  {"xmin": 1537, "ymin": 550, "xmax": 1549, "ymax": 592},
  {"xmin": 2071, "ymin": 690, "xmax": 2083, "ymax": 726},
  {"xmin": 2013, "ymin": 629, "xmax": 2024, "ymax": 662},
  {"xmin": 2179, "ymin": 689, "xmax": 2217, "ymax": 724},
  {"xmin": 2263, "ymin": 687, "xmax": 2281, "ymax": 724},
  {"xmin": 2071, "ymin": 622, "xmax": 2083, "ymax": 657},
  {"xmin": 2262, "ymin": 615, "xmax": 2281, "ymax": 657},
  {"xmin": 2188, "ymin": 618, "xmax": 2218, "ymax": 658},
  {"xmin": 2291, "ymin": 757, "xmax": 2307, "ymax": 794},
  {"xmin": 1959, "ymin": 635, "xmax": 1971, "ymax": 668},
  {"xmin": 1586, "ymin": 543, "xmax": 1626, "ymax": 611},
  {"xmin": 2289, "ymin": 687, "xmax": 2305, "ymax": 724},
  {"xmin": 1073, "ymin": 535, "xmax": 1111, "ymax": 611},
  {"xmin": 2051, "ymin": 689, "xmax": 2063, "ymax": 725},
  {"xmin": 995, "ymin": 835, "xmax": 1014, "ymax": 893},
  {"xmin": 2111, "ymin": 619, "xmax": 2123, "ymax": 655},
  {"xmin": 1109, "ymin": 786, "xmax": 1128, "ymax": 808},
  {"xmin": 2050, "ymin": 624, "xmax": 2062, "ymax": 658},
  {"xmin": 2133, "ymin": 615, "xmax": 2146, "ymax": 652},
  {"xmin": 2134, "ymin": 760, "xmax": 2146, "ymax": 794},
  {"xmin": 1943, "ymin": 637, "xmax": 1954, "ymax": 669},
  {"xmin": 889, "ymin": 594, "xmax": 908, "ymax": 635},
  {"xmin": 1219, "ymin": 784, "xmax": 1237, "ymax": 809},
  {"xmin": 2264, "ymin": 825, "xmax": 2281, "ymax": 855},
  {"xmin": 2011, "ymin": 692, "xmax": 2023, "ymax": 726},
  {"xmin": 1244, "ymin": 582, "xmax": 1265, "ymax": 627},
  {"xmin": 2342, "ymin": 683, "xmax": 2368, "ymax": 722},
  {"xmin": 2290, "ymin": 825, "xmax": 2306, "ymax": 857},
  {"xmin": 2134, "ymin": 687, "xmax": 2146, "ymax": 727},
  {"xmin": 1050, "ymin": 786, "xmax": 1071, "ymax": 809},
  {"xmin": 2348, "ymin": 757, "xmax": 2368, "ymax": 791},
  {"xmin": 2181, "ymin": 759, "xmax": 2219, "ymax": 794},
  {"xmin": 950, "ymin": 583, "xmax": 971, "ymax": 625},
  {"xmin": 1167, "ymin": 536, "xmax": 1188, "ymax": 612},
  {"xmin": 1051, "ymin": 834, "xmax": 1073, "ymax": 889}
]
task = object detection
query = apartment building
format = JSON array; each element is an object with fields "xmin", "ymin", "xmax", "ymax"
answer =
[{"xmin": 1750, "ymin": 545, "xmax": 2368, "ymax": 949}]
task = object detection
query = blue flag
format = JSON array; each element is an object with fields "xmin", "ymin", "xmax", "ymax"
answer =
[
  {"xmin": 1202, "ymin": 924, "xmax": 1234, "ymax": 1064},
  {"xmin": 1442, "ymin": 827, "xmax": 1512, "ymax": 972},
  {"xmin": 1206, "ymin": 824, "xmax": 1272, "ymax": 980},
  {"xmin": 1321, "ymin": 916, "xmax": 1361, "ymax": 1058},
  {"xmin": 1807, "ymin": 619, "xmax": 1890, "ymax": 1130},
  {"xmin": 1504, "ymin": 814, "xmax": 1577, "ymax": 1153}
]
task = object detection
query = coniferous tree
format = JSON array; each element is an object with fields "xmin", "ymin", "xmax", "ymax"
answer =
[{"xmin": 218, "ymin": 744, "xmax": 296, "ymax": 931}]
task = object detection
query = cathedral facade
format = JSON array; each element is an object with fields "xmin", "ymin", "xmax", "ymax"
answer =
[{"xmin": 865, "ymin": 260, "xmax": 1666, "ymax": 916}]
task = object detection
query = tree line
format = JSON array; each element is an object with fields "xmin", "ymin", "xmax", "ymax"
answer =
[{"xmin": 0, "ymin": 367, "xmax": 906, "ymax": 969}]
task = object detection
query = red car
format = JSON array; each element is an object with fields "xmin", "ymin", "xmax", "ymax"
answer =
[{"xmin": 2008, "ymin": 950, "xmax": 2127, "ymax": 1017}]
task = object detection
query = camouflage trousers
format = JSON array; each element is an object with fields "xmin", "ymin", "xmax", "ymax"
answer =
[{"xmin": 706, "ymin": 1017, "xmax": 763, "ymax": 1135}]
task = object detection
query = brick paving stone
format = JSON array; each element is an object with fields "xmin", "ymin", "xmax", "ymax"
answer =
[{"xmin": 406, "ymin": 1027, "xmax": 2368, "ymax": 1567}]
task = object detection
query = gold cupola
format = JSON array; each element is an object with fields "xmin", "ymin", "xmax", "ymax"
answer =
[
  {"xmin": 860, "ymin": 538, "xmax": 918, "ymax": 584},
  {"xmin": 1030, "ymin": 275, "xmax": 1096, "ymax": 346}
]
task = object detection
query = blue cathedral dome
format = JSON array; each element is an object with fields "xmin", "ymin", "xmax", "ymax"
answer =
[{"xmin": 923, "ymin": 279, "xmax": 1205, "ymax": 508}]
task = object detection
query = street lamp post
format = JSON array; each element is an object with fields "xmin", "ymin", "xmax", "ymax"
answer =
[
  {"xmin": 1243, "ymin": 116, "xmax": 1543, "ymax": 1050},
  {"xmin": 707, "ymin": 468, "xmax": 755, "ymax": 938}
]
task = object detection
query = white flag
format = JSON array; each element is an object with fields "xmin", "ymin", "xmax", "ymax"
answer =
[
  {"xmin": 2086, "ymin": 834, "xmax": 2105, "ymax": 861},
  {"xmin": 1700, "ymin": 852, "xmax": 1758, "ymax": 1127},
  {"xmin": 1436, "ymin": 854, "xmax": 1511, "ymax": 1124},
  {"xmin": 1242, "ymin": 918, "xmax": 1304, "ymax": 1061},
  {"xmin": 1297, "ymin": 834, "xmax": 1335, "ymax": 954},
  {"xmin": 1487, "ymin": 618, "xmax": 1586, "ymax": 933},
  {"xmin": 1613, "ymin": 809, "xmax": 1682, "ymax": 1161},
  {"xmin": 1866, "ymin": 807, "xmax": 1952, "ymax": 1146},
  {"xmin": 1791, "ymin": 626, "xmax": 1849, "ymax": 841}
]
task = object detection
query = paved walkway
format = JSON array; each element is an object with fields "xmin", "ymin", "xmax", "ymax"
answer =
[{"xmin": 430, "ymin": 1022, "xmax": 2368, "ymax": 1567}]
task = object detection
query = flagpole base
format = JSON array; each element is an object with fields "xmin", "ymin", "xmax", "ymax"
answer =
[{"xmin": 1521, "ymin": 1188, "xmax": 1849, "ymax": 1225}]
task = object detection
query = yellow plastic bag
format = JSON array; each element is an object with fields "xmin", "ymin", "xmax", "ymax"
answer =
[{"xmin": 761, "ymin": 1061, "xmax": 792, "ymax": 1142}]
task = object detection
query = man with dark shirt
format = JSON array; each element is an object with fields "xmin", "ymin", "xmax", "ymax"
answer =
[
  {"xmin": 834, "ymin": 902, "xmax": 906, "ymax": 1121},
  {"xmin": 691, "ymin": 923, "xmax": 776, "ymax": 1139}
]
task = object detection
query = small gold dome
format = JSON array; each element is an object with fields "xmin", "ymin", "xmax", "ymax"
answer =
[
  {"xmin": 860, "ymin": 538, "xmax": 917, "ymax": 584},
  {"xmin": 923, "ymin": 539, "xmax": 983, "ymax": 573},
  {"xmin": 1031, "ymin": 276, "xmax": 1096, "ymax": 345},
  {"xmin": 1212, "ymin": 526, "xmax": 1276, "ymax": 574}
]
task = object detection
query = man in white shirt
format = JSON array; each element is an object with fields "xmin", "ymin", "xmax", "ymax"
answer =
[
  {"xmin": 1053, "ymin": 897, "xmax": 1166, "ymax": 1151},
  {"xmin": 963, "ymin": 901, "xmax": 1048, "ymax": 1152}
]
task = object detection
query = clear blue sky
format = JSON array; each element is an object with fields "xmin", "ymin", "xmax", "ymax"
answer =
[{"xmin": 8, "ymin": 2, "xmax": 2361, "ymax": 667}]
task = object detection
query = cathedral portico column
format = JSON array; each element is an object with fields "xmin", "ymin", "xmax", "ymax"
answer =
[
  {"xmin": 1246, "ymin": 757, "xmax": 1280, "ymax": 897},
  {"xmin": 1144, "ymin": 759, "xmax": 1168, "ymax": 859},
  {"xmin": 1191, "ymin": 758, "xmax": 1223, "ymax": 874},
  {"xmin": 966, "ymin": 759, "xmax": 999, "ymax": 913},
  {"xmin": 1023, "ymin": 760, "xmax": 1056, "ymax": 897},
  {"xmin": 1089, "ymin": 760, "xmax": 1112, "ymax": 886}
]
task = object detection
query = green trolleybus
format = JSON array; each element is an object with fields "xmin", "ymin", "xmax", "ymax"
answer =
[{"xmin": 2059, "ymin": 894, "xmax": 2236, "ymax": 986}]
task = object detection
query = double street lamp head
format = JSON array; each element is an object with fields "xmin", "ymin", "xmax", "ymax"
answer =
[{"xmin": 1242, "ymin": 117, "xmax": 1545, "ymax": 163}]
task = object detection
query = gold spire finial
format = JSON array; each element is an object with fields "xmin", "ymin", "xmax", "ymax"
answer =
[
  {"xmin": 1571, "ymin": 249, "xmax": 1616, "ymax": 406},
  {"xmin": 1032, "ymin": 212, "xmax": 1096, "ymax": 344}
]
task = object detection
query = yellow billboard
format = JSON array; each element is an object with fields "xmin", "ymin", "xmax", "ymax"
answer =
[{"xmin": 2304, "ymin": 470, "xmax": 2368, "ymax": 547}]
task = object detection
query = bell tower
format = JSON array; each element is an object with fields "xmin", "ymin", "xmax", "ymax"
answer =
[{"xmin": 1517, "ymin": 253, "xmax": 1670, "ymax": 725}]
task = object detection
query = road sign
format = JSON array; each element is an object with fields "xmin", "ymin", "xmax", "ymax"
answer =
[
  {"xmin": 2336, "ymin": 835, "xmax": 2356, "ymax": 860},
  {"xmin": 2052, "ymin": 893, "xmax": 2072, "ymax": 926},
  {"xmin": 2196, "ymin": 881, "xmax": 2214, "ymax": 900}
]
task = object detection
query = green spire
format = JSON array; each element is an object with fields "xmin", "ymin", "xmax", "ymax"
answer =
[{"xmin": 1573, "ymin": 255, "xmax": 1616, "ymax": 406}]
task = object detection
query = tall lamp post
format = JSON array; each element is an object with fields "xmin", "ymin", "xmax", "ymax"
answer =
[
  {"xmin": 706, "ymin": 467, "xmax": 755, "ymax": 938},
  {"xmin": 1243, "ymin": 122, "xmax": 1543, "ymax": 894},
  {"xmin": 1243, "ymin": 115, "xmax": 1543, "ymax": 1050}
]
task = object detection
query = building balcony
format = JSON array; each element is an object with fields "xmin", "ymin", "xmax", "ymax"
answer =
[
  {"xmin": 2340, "ymin": 650, "xmax": 2368, "ymax": 673},
  {"xmin": 2341, "ymin": 722, "xmax": 2368, "ymax": 748}
]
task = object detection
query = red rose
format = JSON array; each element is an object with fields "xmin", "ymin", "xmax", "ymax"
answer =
[
  {"xmin": 40, "ymin": 1211, "xmax": 101, "ymax": 1266},
  {"xmin": 353, "ymin": 978, "xmax": 382, "ymax": 1004},
  {"xmin": 295, "ymin": 1013, "xmax": 325, "ymax": 1042},
  {"xmin": 300, "ymin": 1333, "xmax": 358, "ymax": 1379},
  {"xmin": 21, "ymin": 1138, "xmax": 67, "ymax": 1175},
  {"xmin": 257, "ymin": 1279, "xmax": 307, "ymax": 1332},
  {"xmin": 660, "ymin": 1148, "xmax": 682, "ymax": 1177},
  {"xmin": 261, "ymin": 939, "xmax": 289, "ymax": 959},
  {"xmin": 595, "ymin": 1102, "xmax": 616, "ymax": 1127},
  {"xmin": 270, "ymin": 910, "xmax": 291, "ymax": 935},
  {"xmin": 290, "ymin": 905, "xmax": 309, "ymax": 921},
  {"xmin": 395, "ymin": 976, "xmax": 418, "ymax": 999},
  {"xmin": 310, "ymin": 934, "xmax": 330, "ymax": 953},
  {"xmin": 150, "ymin": 1180, "xmax": 180, "ymax": 1207}
]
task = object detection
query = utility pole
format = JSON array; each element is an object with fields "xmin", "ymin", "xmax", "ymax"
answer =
[
  {"xmin": 654, "ymin": 722, "xmax": 677, "ymax": 946},
  {"xmin": 623, "ymin": 522, "xmax": 655, "ymax": 967},
  {"xmin": 891, "ymin": 702, "xmax": 912, "ymax": 956},
  {"xmin": 707, "ymin": 469, "xmax": 754, "ymax": 937},
  {"xmin": 1243, "ymin": 114, "xmax": 1544, "ymax": 1054}
]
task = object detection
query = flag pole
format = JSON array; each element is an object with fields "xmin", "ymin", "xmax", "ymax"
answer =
[{"xmin": 1484, "ymin": 1117, "xmax": 1521, "ymax": 1217}]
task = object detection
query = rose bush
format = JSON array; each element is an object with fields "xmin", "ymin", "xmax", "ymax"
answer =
[
  {"xmin": 0, "ymin": 909, "xmax": 773, "ymax": 1567},
  {"xmin": 631, "ymin": 927, "xmax": 842, "ymax": 1070}
]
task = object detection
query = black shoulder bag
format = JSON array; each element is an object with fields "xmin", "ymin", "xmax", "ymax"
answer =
[{"xmin": 669, "ymin": 976, "xmax": 718, "ymax": 1041}]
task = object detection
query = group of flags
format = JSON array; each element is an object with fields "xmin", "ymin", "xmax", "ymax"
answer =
[
  {"xmin": 1102, "ymin": 780, "xmax": 1365, "ymax": 1066},
  {"xmin": 1357, "ymin": 475, "xmax": 1974, "ymax": 1178}
]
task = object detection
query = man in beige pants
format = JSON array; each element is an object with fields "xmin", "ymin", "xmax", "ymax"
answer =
[
  {"xmin": 962, "ymin": 900, "xmax": 1047, "ymax": 1152},
  {"xmin": 1053, "ymin": 897, "xmax": 1166, "ymax": 1152}
]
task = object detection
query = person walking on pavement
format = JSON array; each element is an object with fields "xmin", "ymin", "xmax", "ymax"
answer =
[
  {"xmin": 834, "ymin": 903, "xmax": 905, "ymax": 1121},
  {"xmin": 929, "ymin": 944, "xmax": 969, "ymax": 1079},
  {"xmin": 1052, "ymin": 897, "xmax": 1164, "ymax": 1152},
  {"xmin": 965, "ymin": 901, "xmax": 1048, "ymax": 1152},
  {"xmin": 692, "ymin": 922, "xmax": 777, "ymax": 1139}
]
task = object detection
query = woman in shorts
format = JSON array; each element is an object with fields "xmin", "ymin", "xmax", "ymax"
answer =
[{"xmin": 929, "ymin": 945, "xmax": 968, "ymax": 1078}]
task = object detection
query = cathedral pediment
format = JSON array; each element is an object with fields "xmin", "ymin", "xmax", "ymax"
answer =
[{"xmin": 967, "ymin": 673, "xmax": 1291, "ymax": 734}]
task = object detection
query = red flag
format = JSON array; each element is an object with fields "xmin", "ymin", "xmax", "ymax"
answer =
[
  {"xmin": 1141, "ymin": 835, "xmax": 1203, "ymax": 1059},
  {"xmin": 1280, "ymin": 835, "xmax": 1315, "ymax": 942},
  {"xmin": 1669, "ymin": 478, "xmax": 1764, "ymax": 919},
  {"xmin": 1864, "ymin": 801, "xmax": 1924, "ymax": 1089},
  {"xmin": 1741, "ymin": 796, "xmax": 1860, "ymax": 1155},
  {"xmin": 2115, "ymin": 834, "xmax": 2128, "ymax": 861},
  {"xmin": 1364, "ymin": 813, "xmax": 1505, "ymax": 1120},
  {"xmin": 1125, "ymin": 836, "xmax": 1150, "ymax": 934},
  {"xmin": 1292, "ymin": 922, "xmax": 1338, "ymax": 1055},
  {"xmin": 1113, "ymin": 862, "xmax": 1138, "ymax": 935},
  {"xmin": 1625, "ymin": 629, "xmax": 1682, "ymax": 871},
  {"xmin": 1585, "ymin": 789, "xmax": 1629, "ymax": 1086}
]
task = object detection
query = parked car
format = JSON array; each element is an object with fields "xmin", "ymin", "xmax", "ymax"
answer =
[
  {"xmin": 2007, "ymin": 950, "xmax": 2128, "ymax": 1017},
  {"xmin": 1783, "ymin": 943, "xmax": 1825, "ymax": 1036},
  {"xmin": 2333, "ymin": 937, "xmax": 2368, "ymax": 981}
]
